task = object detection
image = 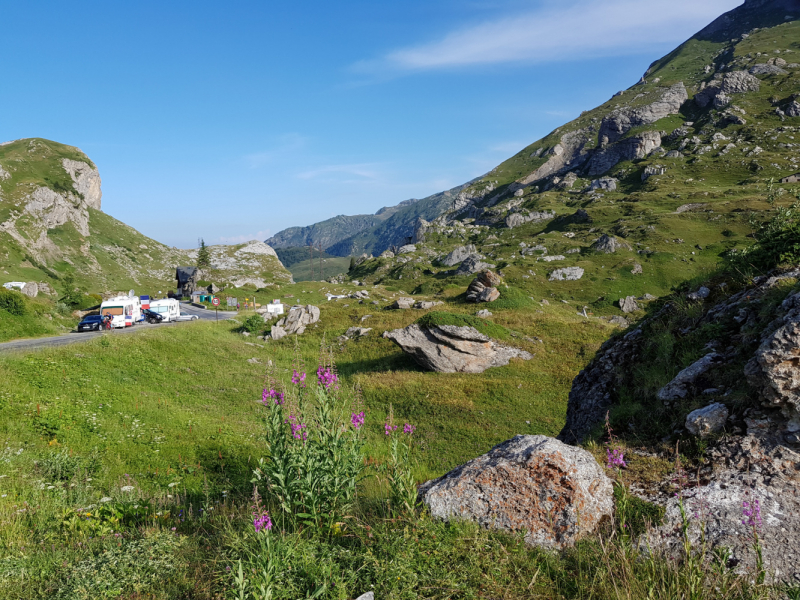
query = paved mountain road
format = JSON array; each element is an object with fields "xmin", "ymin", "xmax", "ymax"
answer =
[{"xmin": 0, "ymin": 304, "xmax": 238, "ymax": 353}]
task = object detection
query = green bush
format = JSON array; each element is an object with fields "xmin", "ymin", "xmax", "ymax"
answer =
[
  {"xmin": 0, "ymin": 288, "xmax": 27, "ymax": 316},
  {"xmin": 416, "ymin": 311, "xmax": 509, "ymax": 340},
  {"xmin": 490, "ymin": 286, "xmax": 535, "ymax": 310},
  {"xmin": 724, "ymin": 200, "xmax": 800, "ymax": 276},
  {"xmin": 240, "ymin": 314, "xmax": 265, "ymax": 334}
]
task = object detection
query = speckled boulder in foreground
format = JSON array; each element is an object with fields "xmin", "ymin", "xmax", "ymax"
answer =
[{"xmin": 418, "ymin": 435, "xmax": 613, "ymax": 549}]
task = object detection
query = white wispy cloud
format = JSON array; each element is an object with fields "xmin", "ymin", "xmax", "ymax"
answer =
[
  {"xmin": 295, "ymin": 163, "xmax": 385, "ymax": 182},
  {"xmin": 352, "ymin": 0, "xmax": 741, "ymax": 74},
  {"xmin": 244, "ymin": 133, "xmax": 308, "ymax": 168}
]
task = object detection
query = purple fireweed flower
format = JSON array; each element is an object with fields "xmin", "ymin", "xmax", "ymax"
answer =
[
  {"xmin": 291, "ymin": 370, "xmax": 306, "ymax": 386},
  {"xmin": 384, "ymin": 422, "xmax": 398, "ymax": 436},
  {"xmin": 253, "ymin": 512, "xmax": 272, "ymax": 533},
  {"xmin": 285, "ymin": 415, "xmax": 308, "ymax": 441},
  {"xmin": 262, "ymin": 388, "xmax": 284, "ymax": 406},
  {"xmin": 351, "ymin": 411, "xmax": 365, "ymax": 430},
  {"xmin": 742, "ymin": 498, "xmax": 762, "ymax": 530},
  {"xmin": 403, "ymin": 423, "xmax": 416, "ymax": 435},
  {"xmin": 606, "ymin": 447, "xmax": 627, "ymax": 469},
  {"xmin": 316, "ymin": 366, "xmax": 338, "ymax": 389}
]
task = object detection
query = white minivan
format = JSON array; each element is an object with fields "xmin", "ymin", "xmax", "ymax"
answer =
[
  {"xmin": 149, "ymin": 298, "xmax": 181, "ymax": 322},
  {"xmin": 100, "ymin": 295, "xmax": 142, "ymax": 328}
]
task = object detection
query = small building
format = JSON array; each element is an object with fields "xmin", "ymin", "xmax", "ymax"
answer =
[
  {"xmin": 176, "ymin": 267, "xmax": 199, "ymax": 298},
  {"xmin": 781, "ymin": 173, "xmax": 800, "ymax": 184}
]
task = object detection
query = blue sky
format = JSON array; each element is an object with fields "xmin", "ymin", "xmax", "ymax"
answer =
[{"xmin": 3, "ymin": 0, "xmax": 741, "ymax": 249}]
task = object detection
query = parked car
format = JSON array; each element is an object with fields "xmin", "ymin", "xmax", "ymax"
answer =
[
  {"xmin": 176, "ymin": 313, "xmax": 199, "ymax": 321},
  {"xmin": 142, "ymin": 309, "xmax": 164, "ymax": 324},
  {"xmin": 77, "ymin": 315, "xmax": 104, "ymax": 332}
]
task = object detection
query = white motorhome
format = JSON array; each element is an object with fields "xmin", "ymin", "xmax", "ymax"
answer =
[
  {"xmin": 100, "ymin": 295, "xmax": 142, "ymax": 328},
  {"xmin": 149, "ymin": 298, "xmax": 181, "ymax": 322}
]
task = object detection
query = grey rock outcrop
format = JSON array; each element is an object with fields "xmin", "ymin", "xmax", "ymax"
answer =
[
  {"xmin": 549, "ymin": 267, "xmax": 584, "ymax": 281},
  {"xmin": 685, "ymin": 402, "xmax": 729, "ymax": 436},
  {"xmin": 749, "ymin": 64, "xmax": 787, "ymax": 75},
  {"xmin": 62, "ymin": 159, "xmax": 102, "ymax": 210},
  {"xmin": 587, "ymin": 132, "xmax": 662, "ymax": 176},
  {"xmin": 466, "ymin": 271, "xmax": 502, "ymax": 303},
  {"xmin": 397, "ymin": 244, "xmax": 417, "ymax": 255},
  {"xmin": 657, "ymin": 353, "xmax": 723, "ymax": 403},
  {"xmin": 414, "ymin": 301, "xmax": 443, "ymax": 310},
  {"xmin": 418, "ymin": 435, "xmax": 614, "ymax": 549},
  {"xmin": 642, "ymin": 165, "xmax": 666, "ymax": 181},
  {"xmin": 456, "ymin": 256, "xmax": 496, "ymax": 276},
  {"xmin": 441, "ymin": 245, "xmax": 480, "ymax": 267},
  {"xmin": 390, "ymin": 297, "xmax": 415, "ymax": 310},
  {"xmin": 520, "ymin": 129, "xmax": 592, "ymax": 186},
  {"xmin": 786, "ymin": 101, "xmax": 800, "ymax": 118},
  {"xmin": 745, "ymin": 291, "xmax": 800, "ymax": 421},
  {"xmin": 688, "ymin": 286, "xmax": 711, "ymax": 301},
  {"xmin": 619, "ymin": 296, "xmax": 639, "ymax": 314},
  {"xmin": 506, "ymin": 210, "xmax": 556, "ymax": 229},
  {"xmin": 631, "ymin": 263, "xmax": 643, "ymax": 275},
  {"xmin": 642, "ymin": 437, "xmax": 800, "ymax": 584},
  {"xmin": 273, "ymin": 305, "xmax": 320, "ymax": 336},
  {"xmin": 385, "ymin": 324, "xmax": 531, "ymax": 373},
  {"xmin": 588, "ymin": 178, "xmax": 618, "ymax": 192},
  {"xmin": 270, "ymin": 325, "xmax": 287, "ymax": 340},
  {"xmin": 21, "ymin": 282, "xmax": 39, "ymax": 298},
  {"xmin": 475, "ymin": 309, "xmax": 492, "ymax": 318},
  {"xmin": 598, "ymin": 83, "xmax": 687, "ymax": 146},
  {"xmin": 591, "ymin": 234, "xmax": 631, "ymax": 254},
  {"xmin": 695, "ymin": 71, "xmax": 760, "ymax": 108}
]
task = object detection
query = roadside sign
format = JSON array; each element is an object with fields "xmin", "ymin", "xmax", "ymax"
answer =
[{"xmin": 212, "ymin": 297, "xmax": 220, "ymax": 306}]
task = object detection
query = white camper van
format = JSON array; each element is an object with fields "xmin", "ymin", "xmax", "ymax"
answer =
[
  {"xmin": 100, "ymin": 295, "xmax": 142, "ymax": 328},
  {"xmin": 149, "ymin": 298, "xmax": 180, "ymax": 322}
]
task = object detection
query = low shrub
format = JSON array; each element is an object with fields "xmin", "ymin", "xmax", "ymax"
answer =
[
  {"xmin": 240, "ymin": 314, "xmax": 265, "ymax": 334},
  {"xmin": 724, "ymin": 200, "xmax": 800, "ymax": 276},
  {"xmin": 0, "ymin": 288, "xmax": 27, "ymax": 316}
]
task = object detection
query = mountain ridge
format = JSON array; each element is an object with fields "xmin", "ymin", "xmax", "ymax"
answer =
[{"xmin": 265, "ymin": 0, "xmax": 800, "ymax": 260}]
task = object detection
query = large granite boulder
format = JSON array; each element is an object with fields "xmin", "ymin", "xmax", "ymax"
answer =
[
  {"xmin": 384, "ymin": 324, "xmax": 531, "ymax": 373},
  {"xmin": 418, "ymin": 435, "xmax": 614, "ymax": 549},
  {"xmin": 273, "ymin": 305, "xmax": 320, "ymax": 336}
]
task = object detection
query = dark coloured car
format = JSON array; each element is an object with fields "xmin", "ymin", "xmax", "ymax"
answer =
[
  {"xmin": 77, "ymin": 315, "xmax": 104, "ymax": 332},
  {"xmin": 142, "ymin": 309, "xmax": 164, "ymax": 324}
]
